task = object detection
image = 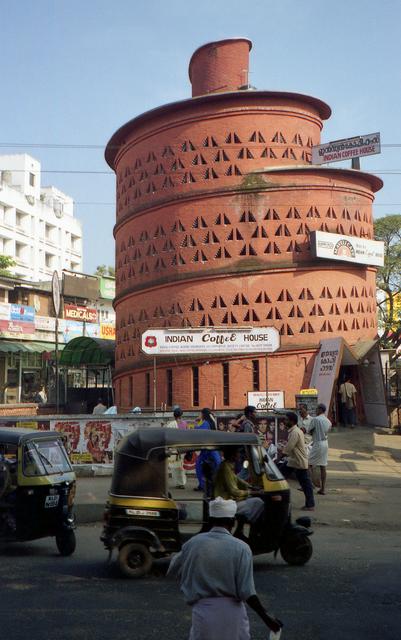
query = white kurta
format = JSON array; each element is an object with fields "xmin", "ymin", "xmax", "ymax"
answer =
[
  {"xmin": 189, "ymin": 597, "xmax": 250, "ymax": 640},
  {"xmin": 308, "ymin": 440, "xmax": 329, "ymax": 466}
]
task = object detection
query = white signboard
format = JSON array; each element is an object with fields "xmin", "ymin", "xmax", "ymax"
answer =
[
  {"xmin": 311, "ymin": 231, "xmax": 384, "ymax": 267},
  {"xmin": 141, "ymin": 327, "xmax": 280, "ymax": 355},
  {"xmin": 310, "ymin": 337, "xmax": 344, "ymax": 410},
  {"xmin": 247, "ymin": 391, "xmax": 285, "ymax": 410},
  {"xmin": 312, "ymin": 132, "xmax": 380, "ymax": 165}
]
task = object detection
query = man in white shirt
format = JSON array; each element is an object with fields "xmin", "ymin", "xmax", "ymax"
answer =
[
  {"xmin": 167, "ymin": 497, "xmax": 282, "ymax": 640},
  {"xmin": 339, "ymin": 376, "xmax": 357, "ymax": 428},
  {"xmin": 92, "ymin": 398, "xmax": 107, "ymax": 414},
  {"xmin": 308, "ymin": 403, "xmax": 332, "ymax": 495}
]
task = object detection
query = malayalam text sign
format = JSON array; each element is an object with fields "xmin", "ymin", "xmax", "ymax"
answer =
[
  {"xmin": 141, "ymin": 327, "xmax": 280, "ymax": 355},
  {"xmin": 312, "ymin": 132, "xmax": 380, "ymax": 165},
  {"xmin": 311, "ymin": 231, "xmax": 384, "ymax": 267},
  {"xmin": 310, "ymin": 338, "xmax": 344, "ymax": 410}
]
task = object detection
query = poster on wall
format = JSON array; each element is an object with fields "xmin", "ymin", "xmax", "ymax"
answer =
[
  {"xmin": 310, "ymin": 231, "xmax": 384, "ymax": 267},
  {"xmin": 51, "ymin": 419, "xmax": 117, "ymax": 464}
]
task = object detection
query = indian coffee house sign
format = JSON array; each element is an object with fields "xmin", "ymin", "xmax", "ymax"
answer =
[
  {"xmin": 310, "ymin": 231, "xmax": 384, "ymax": 267},
  {"xmin": 141, "ymin": 327, "xmax": 280, "ymax": 355},
  {"xmin": 247, "ymin": 391, "xmax": 285, "ymax": 410},
  {"xmin": 311, "ymin": 132, "xmax": 381, "ymax": 165}
]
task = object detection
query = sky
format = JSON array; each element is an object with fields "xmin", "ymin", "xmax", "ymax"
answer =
[{"xmin": 1, "ymin": 0, "xmax": 400, "ymax": 274}]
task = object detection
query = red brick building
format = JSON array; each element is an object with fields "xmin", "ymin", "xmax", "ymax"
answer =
[{"xmin": 106, "ymin": 38, "xmax": 384, "ymax": 417}]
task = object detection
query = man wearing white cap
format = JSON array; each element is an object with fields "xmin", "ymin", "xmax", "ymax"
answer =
[{"xmin": 167, "ymin": 497, "xmax": 282, "ymax": 640}]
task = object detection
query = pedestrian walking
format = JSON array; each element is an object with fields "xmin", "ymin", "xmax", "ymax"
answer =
[
  {"xmin": 279, "ymin": 412, "xmax": 315, "ymax": 511},
  {"xmin": 308, "ymin": 403, "xmax": 332, "ymax": 495},
  {"xmin": 167, "ymin": 496, "xmax": 283, "ymax": 640},
  {"xmin": 194, "ymin": 409, "xmax": 221, "ymax": 491},
  {"xmin": 166, "ymin": 407, "xmax": 188, "ymax": 489},
  {"xmin": 339, "ymin": 375, "xmax": 357, "ymax": 428}
]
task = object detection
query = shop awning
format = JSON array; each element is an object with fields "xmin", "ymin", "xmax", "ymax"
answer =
[
  {"xmin": 0, "ymin": 340, "xmax": 61, "ymax": 354},
  {"xmin": 59, "ymin": 337, "xmax": 115, "ymax": 367}
]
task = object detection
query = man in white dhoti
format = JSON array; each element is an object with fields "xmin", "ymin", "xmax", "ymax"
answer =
[
  {"xmin": 167, "ymin": 497, "xmax": 282, "ymax": 640},
  {"xmin": 308, "ymin": 403, "xmax": 332, "ymax": 495}
]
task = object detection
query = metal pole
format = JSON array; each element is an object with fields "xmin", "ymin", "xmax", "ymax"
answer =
[
  {"xmin": 55, "ymin": 316, "xmax": 59, "ymax": 413},
  {"xmin": 153, "ymin": 357, "xmax": 157, "ymax": 412},
  {"xmin": 265, "ymin": 354, "xmax": 269, "ymax": 411}
]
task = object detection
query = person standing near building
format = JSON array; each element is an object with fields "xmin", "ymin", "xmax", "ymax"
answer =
[
  {"xmin": 298, "ymin": 403, "xmax": 313, "ymax": 448},
  {"xmin": 194, "ymin": 408, "xmax": 221, "ymax": 491},
  {"xmin": 339, "ymin": 375, "xmax": 357, "ymax": 428},
  {"xmin": 241, "ymin": 406, "xmax": 258, "ymax": 433},
  {"xmin": 308, "ymin": 403, "xmax": 332, "ymax": 496},
  {"xmin": 166, "ymin": 406, "xmax": 187, "ymax": 489},
  {"xmin": 92, "ymin": 398, "xmax": 107, "ymax": 414},
  {"xmin": 279, "ymin": 412, "xmax": 315, "ymax": 511},
  {"xmin": 167, "ymin": 497, "xmax": 283, "ymax": 640}
]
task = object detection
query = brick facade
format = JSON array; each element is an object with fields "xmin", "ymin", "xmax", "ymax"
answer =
[{"xmin": 106, "ymin": 39, "xmax": 382, "ymax": 412}]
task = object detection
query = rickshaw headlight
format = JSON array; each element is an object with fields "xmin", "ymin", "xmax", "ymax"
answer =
[{"xmin": 125, "ymin": 509, "xmax": 161, "ymax": 517}]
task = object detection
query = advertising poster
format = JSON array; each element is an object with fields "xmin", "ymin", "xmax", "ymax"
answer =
[
  {"xmin": 51, "ymin": 420, "xmax": 81, "ymax": 462},
  {"xmin": 83, "ymin": 420, "xmax": 113, "ymax": 463}
]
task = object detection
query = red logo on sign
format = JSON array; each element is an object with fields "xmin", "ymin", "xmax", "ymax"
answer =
[{"xmin": 145, "ymin": 336, "xmax": 157, "ymax": 348}]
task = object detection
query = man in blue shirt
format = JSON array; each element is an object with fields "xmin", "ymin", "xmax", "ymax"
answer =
[{"xmin": 168, "ymin": 497, "xmax": 282, "ymax": 639}]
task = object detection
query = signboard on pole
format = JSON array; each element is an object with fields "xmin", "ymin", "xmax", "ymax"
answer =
[
  {"xmin": 141, "ymin": 327, "xmax": 280, "ymax": 355},
  {"xmin": 247, "ymin": 391, "xmax": 285, "ymax": 410},
  {"xmin": 310, "ymin": 337, "xmax": 344, "ymax": 410},
  {"xmin": 52, "ymin": 271, "xmax": 61, "ymax": 318},
  {"xmin": 310, "ymin": 231, "xmax": 384, "ymax": 267},
  {"xmin": 312, "ymin": 132, "xmax": 380, "ymax": 165},
  {"xmin": 64, "ymin": 304, "xmax": 98, "ymax": 323}
]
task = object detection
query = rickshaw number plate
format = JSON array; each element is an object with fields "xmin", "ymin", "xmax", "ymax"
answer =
[{"xmin": 45, "ymin": 495, "xmax": 60, "ymax": 508}]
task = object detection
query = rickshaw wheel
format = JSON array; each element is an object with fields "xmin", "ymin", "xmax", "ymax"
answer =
[
  {"xmin": 280, "ymin": 534, "xmax": 313, "ymax": 566},
  {"xmin": 118, "ymin": 542, "xmax": 153, "ymax": 578},
  {"xmin": 56, "ymin": 530, "xmax": 76, "ymax": 556}
]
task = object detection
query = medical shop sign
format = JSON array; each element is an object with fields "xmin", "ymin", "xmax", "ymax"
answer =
[
  {"xmin": 141, "ymin": 327, "xmax": 280, "ymax": 355},
  {"xmin": 64, "ymin": 304, "xmax": 98, "ymax": 323},
  {"xmin": 312, "ymin": 132, "xmax": 380, "ymax": 165}
]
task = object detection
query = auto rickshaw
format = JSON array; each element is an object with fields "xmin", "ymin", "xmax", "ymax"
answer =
[
  {"xmin": 0, "ymin": 428, "xmax": 76, "ymax": 555},
  {"xmin": 101, "ymin": 428, "xmax": 313, "ymax": 577}
]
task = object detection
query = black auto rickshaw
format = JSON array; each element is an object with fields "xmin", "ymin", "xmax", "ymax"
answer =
[
  {"xmin": 0, "ymin": 428, "xmax": 76, "ymax": 555},
  {"xmin": 101, "ymin": 428, "xmax": 313, "ymax": 577}
]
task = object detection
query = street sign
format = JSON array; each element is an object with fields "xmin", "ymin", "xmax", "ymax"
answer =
[
  {"xmin": 247, "ymin": 390, "xmax": 285, "ymax": 410},
  {"xmin": 312, "ymin": 132, "xmax": 380, "ymax": 165},
  {"xmin": 52, "ymin": 270, "xmax": 61, "ymax": 318},
  {"xmin": 310, "ymin": 231, "xmax": 384, "ymax": 267},
  {"xmin": 141, "ymin": 327, "xmax": 280, "ymax": 355}
]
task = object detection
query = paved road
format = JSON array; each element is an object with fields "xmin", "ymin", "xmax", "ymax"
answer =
[{"xmin": 1, "ymin": 524, "xmax": 400, "ymax": 640}]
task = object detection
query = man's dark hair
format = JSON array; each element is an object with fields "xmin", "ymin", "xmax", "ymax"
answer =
[
  {"xmin": 286, "ymin": 411, "xmax": 298, "ymax": 425},
  {"xmin": 317, "ymin": 403, "xmax": 326, "ymax": 414},
  {"xmin": 173, "ymin": 407, "xmax": 183, "ymax": 418},
  {"xmin": 244, "ymin": 405, "xmax": 256, "ymax": 417}
]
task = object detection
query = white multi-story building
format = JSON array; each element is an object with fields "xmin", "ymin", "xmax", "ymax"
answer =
[{"xmin": 0, "ymin": 154, "xmax": 83, "ymax": 280}]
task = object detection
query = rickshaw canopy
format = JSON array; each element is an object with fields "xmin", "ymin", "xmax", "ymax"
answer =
[
  {"xmin": 116, "ymin": 427, "xmax": 260, "ymax": 460},
  {"xmin": 0, "ymin": 428, "xmax": 66, "ymax": 446}
]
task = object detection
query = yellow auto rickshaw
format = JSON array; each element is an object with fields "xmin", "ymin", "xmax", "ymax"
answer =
[
  {"xmin": 0, "ymin": 427, "xmax": 76, "ymax": 555},
  {"xmin": 101, "ymin": 428, "xmax": 313, "ymax": 577}
]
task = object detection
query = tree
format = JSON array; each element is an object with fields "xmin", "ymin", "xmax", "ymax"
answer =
[
  {"xmin": 94, "ymin": 265, "xmax": 115, "ymax": 278},
  {"xmin": 0, "ymin": 255, "xmax": 16, "ymax": 276},
  {"xmin": 374, "ymin": 214, "xmax": 401, "ymax": 346}
]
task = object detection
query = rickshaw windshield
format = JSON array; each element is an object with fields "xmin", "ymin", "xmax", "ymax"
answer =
[
  {"xmin": 23, "ymin": 439, "xmax": 72, "ymax": 476},
  {"xmin": 264, "ymin": 454, "xmax": 285, "ymax": 481}
]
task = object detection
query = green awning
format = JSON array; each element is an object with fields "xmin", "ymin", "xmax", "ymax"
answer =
[
  {"xmin": 59, "ymin": 337, "xmax": 114, "ymax": 367},
  {"xmin": 0, "ymin": 340, "xmax": 62, "ymax": 354}
]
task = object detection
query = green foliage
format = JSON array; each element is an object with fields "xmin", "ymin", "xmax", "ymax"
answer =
[
  {"xmin": 95, "ymin": 265, "xmax": 115, "ymax": 278},
  {"xmin": 374, "ymin": 215, "xmax": 401, "ymax": 344},
  {"xmin": 0, "ymin": 255, "xmax": 16, "ymax": 276}
]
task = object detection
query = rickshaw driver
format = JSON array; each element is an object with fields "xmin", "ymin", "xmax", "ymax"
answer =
[{"xmin": 213, "ymin": 447, "xmax": 265, "ymax": 539}]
